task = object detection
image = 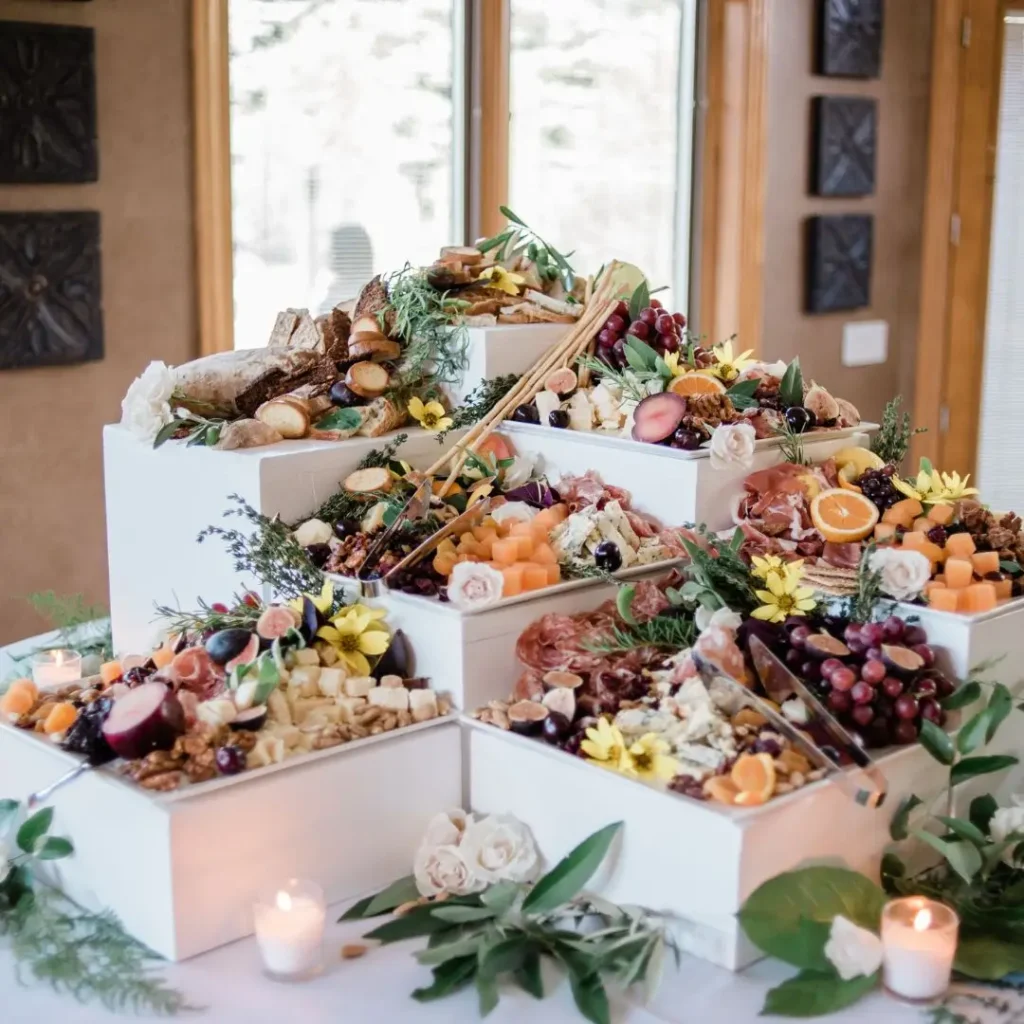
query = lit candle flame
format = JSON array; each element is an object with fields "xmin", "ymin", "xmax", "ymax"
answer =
[
  {"xmin": 55, "ymin": 650, "xmax": 65, "ymax": 667},
  {"xmin": 913, "ymin": 907, "xmax": 932, "ymax": 932},
  {"xmin": 276, "ymin": 891, "xmax": 293, "ymax": 912}
]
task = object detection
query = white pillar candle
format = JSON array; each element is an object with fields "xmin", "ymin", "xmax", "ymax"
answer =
[
  {"xmin": 882, "ymin": 897, "xmax": 959, "ymax": 1002},
  {"xmin": 253, "ymin": 880, "xmax": 326, "ymax": 981},
  {"xmin": 31, "ymin": 649, "xmax": 82, "ymax": 692}
]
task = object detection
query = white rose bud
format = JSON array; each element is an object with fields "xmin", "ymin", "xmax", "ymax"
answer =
[
  {"xmin": 413, "ymin": 843, "xmax": 480, "ymax": 897},
  {"xmin": 868, "ymin": 548, "xmax": 932, "ymax": 601},
  {"xmin": 447, "ymin": 562, "xmax": 505, "ymax": 612},
  {"xmin": 459, "ymin": 814, "xmax": 540, "ymax": 886},
  {"xmin": 824, "ymin": 915, "xmax": 883, "ymax": 981},
  {"xmin": 120, "ymin": 361, "xmax": 177, "ymax": 442},
  {"xmin": 708, "ymin": 422, "xmax": 757, "ymax": 471},
  {"xmin": 420, "ymin": 809, "xmax": 472, "ymax": 849},
  {"xmin": 989, "ymin": 796, "xmax": 1024, "ymax": 867}
]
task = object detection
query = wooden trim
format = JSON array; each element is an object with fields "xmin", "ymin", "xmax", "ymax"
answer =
[
  {"xmin": 737, "ymin": 0, "xmax": 769, "ymax": 357},
  {"xmin": 911, "ymin": 0, "xmax": 963, "ymax": 466},
  {"xmin": 192, "ymin": 0, "xmax": 235, "ymax": 355},
  {"xmin": 697, "ymin": 0, "xmax": 725, "ymax": 341},
  {"xmin": 475, "ymin": 0, "xmax": 509, "ymax": 240}
]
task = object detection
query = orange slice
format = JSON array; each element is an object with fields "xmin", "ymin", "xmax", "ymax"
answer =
[
  {"xmin": 810, "ymin": 488, "xmax": 879, "ymax": 543},
  {"xmin": 730, "ymin": 752, "xmax": 776, "ymax": 803},
  {"xmin": 703, "ymin": 776, "xmax": 740, "ymax": 805},
  {"xmin": 837, "ymin": 464, "xmax": 863, "ymax": 493},
  {"xmin": 667, "ymin": 373, "xmax": 726, "ymax": 398}
]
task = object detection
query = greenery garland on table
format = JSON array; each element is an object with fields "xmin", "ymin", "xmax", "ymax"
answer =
[
  {"xmin": 0, "ymin": 800, "xmax": 191, "ymax": 1015},
  {"xmin": 737, "ymin": 665, "xmax": 1024, "ymax": 1017}
]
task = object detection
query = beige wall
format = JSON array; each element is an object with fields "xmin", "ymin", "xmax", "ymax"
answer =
[
  {"xmin": 760, "ymin": 0, "xmax": 932, "ymax": 422},
  {"xmin": 0, "ymin": 0, "xmax": 196, "ymax": 644}
]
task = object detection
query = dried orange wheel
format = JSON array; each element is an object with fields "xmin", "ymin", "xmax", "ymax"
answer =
[
  {"xmin": 703, "ymin": 775, "xmax": 740, "ymax": 805},
  {"xmin": 810, "ymin": 487, "xmax": 880, "ymax": 543},
  {"xmin": 667, "ymin": 373, "xmax": 726, "ymax": 398},
  {"xmin": 730, "ymin": 752, "xmax": 776, "ymax": 802}
]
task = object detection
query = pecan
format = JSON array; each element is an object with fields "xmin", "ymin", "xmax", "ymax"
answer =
[
  {"xmin": 369, "ymin": 724, "xmax": 385, "ymax": 736},
  {"xmin": 139, "ymin": 770, "xmax": 185, "ymax": 791},
  {"xmin": 183, "ymin": 762, "xmax": 217, "ymax": 784},
  {"xmin": 356, "ymin": 706, "xmax": 382, "ymax": 726},
  {"xmin": 232, "ymin": 730, "xmax": 259, "ymax": 753},
  {"xmin": 379, "ymin": 712, "xmax": 398, "ymax": 732},
  {"xmin": 349, "ymin": 724, "xmax": 369, "ymax": 739},
  {"xmin": 396, "ymin": 710, "xmax": 412, "ymax": 728},
  {"xmin": 314, "ymin": 730, "xmax": 345, "ymax": 750}
]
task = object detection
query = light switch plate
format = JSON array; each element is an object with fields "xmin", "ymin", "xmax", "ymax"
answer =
[{"xmin": 842, "ymin": 320, "xmax": 888, "ymax": 367}]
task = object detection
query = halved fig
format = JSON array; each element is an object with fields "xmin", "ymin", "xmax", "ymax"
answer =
[
  {"xmin": 542, "ymin": 686, "xmax": 576, "ymax": 721},
  {"xmin": 226, "ymin": 634, "xmax": 260, "ymax": 672},
  {"xmin": 545, "ymin": 368, "xmax": 578, "ymax": 396},
  {"xmin": 882, "ymin": 645, "xmax": 925, "ymax": 674},
  {"xmin": 631, "ymin": 392, "xmax": 687, "ymax": 444},
  {"xmin": 230, "ymin": 705, "xmax": 268, "ymax": 731},
  {"xmin": 542, "ymin": 670, "xmax": 584, "ymax": 690},
  {"xmin": 508, "ymin": 700, "xmax": 549, "ymax": 735},
  {"xmin": 804, "ymin": 634, "xmax": 851, "ymax": 659},
  {"xmin": 345, "ymin": 361, "xmax": 390, "ymax": 399},
  {"xmin": 256, "ymin": 606, "xmax": 297, "ymax": 641},
  {"xmin": 101, "ymin": 682, "xmax": 185, "ymax": 761},
  {"xmin": 206, "ymin": 629, "xmax": 256, "ymax": 666}
]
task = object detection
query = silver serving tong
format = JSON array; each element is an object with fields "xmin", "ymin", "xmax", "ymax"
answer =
[
  {"xmin": 692, "ymin": 640, "xmax": 887, "ymax": 808},
  {"xmin": 353, "ymin": 477, "xmax": 435, "ymax": 592},
  {"xmin": 26, "ymin": 760, "xmax": 93, "ymax": 809}
]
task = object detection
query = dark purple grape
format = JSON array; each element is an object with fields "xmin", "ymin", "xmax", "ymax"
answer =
[
  {"xmin": 821, "ymin": 658, "xmax": 845, "ymax": 681},
  {"xmin": 844, "ymin": 624, "xmax": 864, "ymax": 646},
  {"xmin": 851, "ymin": 681, "xmax": 875, "ymax": 705},
  {"xmin": 912, "ymin": 644, "xmax": 935, "ymax": 668},
  {"xmin": 903, "ymin": 625, "xmax": 928, "ymax": 647},
  {"xmin": 753, "ymin": 737, "xmax": 783, "ymax": 757},
  {"xmin": 913, "ymin": 677, "xmax": 938, "ymax": 700},
  {"xmin": 549, "ymin": 409, "xmax": 570, "ymax": 429},
  {"xmin": 655, "ymin": 314, "xmax": 678, "ymax": 337},
  {"xmin": 852, "ymin": 704, "xmax": 875, "ymax": 727},
  {"xmin": 673, "ymin": 312, "xmax": 687, "ymax": 328},
  {"xmin": 831, "ymin": 667, "xmax": 857, "ymax": 692},
  {"xmin": 894, "ymin": 720, "xmax": 919, "ymax": 744},
  {"xmin": 861, "ymin": 659, "xmax": 886, "ymax": 685},
  {"xmin": 305, "ymin": 543, "xmax": 331, "ymax": 568},
  {"xmin": 598, "ymin": 328, "xmax": 618, "ymax": 347},
  {"xmin": 894, "ymin": 694, "xmax": 919, "ymax": 721},
  {"xmin": 594, "ymin": 540, "xmax": 623, "ymax": 572},
  {"xmin": 847, "ymin": 637, "xmax": 867, "ymax": 656},
  {"xmin": 801, "ymin": 660, "xmax": 822, "ymax": 682},
  {"xmin": 926, "ymin": 526, "xmax": 947, "ymax": 547},
  {"xmin": 882, "ymin": 676, "xmax": 904, "ymax": 699},
  {"xmin": 660, "ymin": 333, "xmax": 680, "ymax": 354},
  {"xmin": 932, "ymin": 674, "xmax": 955, "ymax": 698},
  {"xmin": 334, "ymin": 518, "xmax": 360, "ymax": 539},
  {"xmin": 865, "ymin": 646, "xmax": 883, "ymax": 662},
  {"xmin": 613, "ymin": 300, "xmax": 629, "ymax": 319},
  {"xmin": 861, "ymin": 622, "xmax": 885, "ymax": 647},
  {"xmin": 605, "ymin": 314, "xmax": 626, "ymax": 334},
  {"xmin": 785, "ymin": 407, "xmax": 815, "ymax": 433},
  {"xmin": 919, "ymin": 698, "xmax": 943, "ymax": 725},
  {"xmin": 512, "ymin": 403, "xmax": 541, "ymax": 424},
  {"xmin": 628, "ymin": 321, "xmax": 651, "ymax": 341},
  {"xmin": 415, "ymin": 577, "xmax": 438, "ymax": 596},
  {"xmin": 639, "ymin": 307, "xmax": 658, "ymax": 327},
  {"xmin": 786, "ymin": 648, "xmax": 804, "ymax": 670},
  {"xmin": 216, "ymin": 745, "xmax": 246, "ymax": 775},
  {"xmin": 790, "ymin": 625, "xmax": 811, "ymax": 649},
  {"xmin": 329, "ymin": 381, "xmax": 360, "ymax": 407},
  {"xmin": 828, "ymin": 690, "xmax": 853, "ymax": 713}
]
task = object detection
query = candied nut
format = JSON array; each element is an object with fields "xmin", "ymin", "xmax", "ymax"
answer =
[
  {"xmin": 31, "ymin": 701, "xmax": 57, "ymax": 723},
  {"xmin": 314, "ymin": 730, "xmax": 345, "ymax": 750},
  {"xmin": 379, "ymin": 712, "xmax": 398, "ymax": 732},
  {"xmin": 341, "ymin": 943, "xmax": 368, "ymax": 960},
  {"xmin": 777, "ymin": 749, "xmax": 811, "ymax": 775},
  {"xmin": 14, "ymin": 713, "xmax": 35, "ymax": 730},
  {"xmin": 774, "ymin": 782, "xmax": 794, "ymax": 795},
  {"xmin": 183, "ymin": 762, "xmax": 217, "ymax": 784},
  {"xmin": 232, "ymin": 730, "xmax": 258, "ymax": 753},
  {"xmin": 79, "ymin": 689, "xmax": 101, "ymax": 705},
  {"xmin": 806, "ymin": 769, "xmax": 826, "ymax": 782},
  {"xmin": 470, "ymin": 708, "xmax": 484, "ymax": 720},
  {"xmin": 491, "ymin": 709, "xmax": 510, "ymax": 730},
  {"xmin": 369, "ymin": 724, "xmax": 385, "ymax": 736},
  {"xmin": 139, "ymin": 770, "xmax": 185, "ymax": 791},
  {"xmin": 773, "ymin": 759, "xmax": 790, "ymax": 776},
  {"xmin": 790, "ymin": 771, "xmax": 806, "ymax": 789},
  {"xmin": 356, "ymin": 706, "xmax": 382, "ymax": 725},
  {"xmin": 397, "ymin": 709, "xmax": 412, "ymax": 728},
  {"xmin": 732, "ymin": 708, "xmax": 768, "ymax": 730},
  {"xmin": 349, "ymin": 724, "xmax": 369, "ymax": 739},
  {"xmin": 487, "ymin": 700, "xmax": 509, "ymax": 713}
]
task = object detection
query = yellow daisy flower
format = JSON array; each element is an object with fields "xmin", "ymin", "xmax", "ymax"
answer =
[
  {"xmin": 581, "ymin": 718, "xmax": 633, "ymax": 773},
  {"xmin": 476, "ymin": 265, "xmax": 526, "ymax": 296},
  {"xmin": 707, "ymin": 338, "xmax": 755, "ymax": 382},
  {"xmin": 316, "ymin": 604, "xmax": 390, "ymax": 676},
  {"xmin": 288, "ymin": 580, "xmax": 334, "ymax": 618},
  {"xmin": 750, "ymin": 555, "xmax": 805, "ymax": 582},
  {"xmin": 751, "ymin": 569, "xmax": 817, "ymax": 624},
  {"xmin": 893, "ymin": 460, "xmax": 980, "ymax": 506},
  {"xmin": 408, "ymin": 396, "xmax": 453, "ymax": 434},
  {"xmin": 662, "ymin": 350, "xmax": 690, "ymax": 378},
  {"xmin": 623, "ymin": 733, "xmax": 682, "ymax": 785},
  {"xmin": 467, "ymin": 480, "xmax": 494, "ymax": 507}
]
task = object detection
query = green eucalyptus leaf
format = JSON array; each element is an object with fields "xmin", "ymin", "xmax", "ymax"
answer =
[
  {"xmin": 499, "ymin": 205, "xmax": 525, "ymax": 227},
  {"xmin": 431, "ymin": 905, "xmax": 496, "ymax": 924},
  {"xmin": 910, "ymin": 829, "xmax": 982, "ymax": 883},
  {"xmin": 0, "ymin": 798, "xmax": 19, "ymax": 835},
  {"xmin": 941, "ymin": 681, "xmax": 982, "ymax": 711},
  {"xmin": 957, "ymin": 708, "xmax": 994, "ymax": 756},
  {"xmin": 36, "ymin": 836, "xmax": 74, "ymax": 860},
  {"xmin": 480, "ymin": 880, "xmax": 519, "ymax": 915},
  {"xmin": 417, "ymin": 933, "xmax": 489, "ymax": 966},
  {"xmin": 16, "ymin": 807, "xmax": 54, "ymax": 854},
  {"xmin": 969, "ymin": 793, "xmax": 999, "ymax": 835},
  {"xmin": 478, "ymin": 935, "xmax": 533, "ymax": 979},
  {"xmin": 353, "ymin": 874, "xmax": 420, "ymax": 919},
  {"xmin": 890, "ymin": 794, "xmax": 923, "ymax": 841},
  {"xmin": 920, "ymin": 720, "xmax": 955, "ymax": 765},
  {"xmin": 569, "ymin": 971, "xmax": 611, "ymax": 1024},
  {"xmin": 338, "ymin": 893, "xmax": 376, "ymax": 921},
  {"xmin": 204, "ymin": 423, "xmax": 222, "ymax": 446},
  {"xmin": 739, "ymin": 866, "xmax": 886, "ymax": 967},
  {"xmin": 522, "ymin": 822, "xmax": 623, "ymax": 915},
  {"xmin": 986, "ymin": 683, "xmax": 1013, "ymax": 742},
  {"xmin": 364, "ymin": 907, "xmax": 452, "ymax": 944},
  {"xmin": 412, "ymin": 957, "xmax": 477, "ymax": 1002},
  {"xmin": 514, "ymin": 951, "xmax": 544, "ymax": 999},
  {"xmin": 654, "ymin": 354, "xmax": 673, "ymax": 380},
  {"xmin": 153, "ymin": 418, "xmax": 184, "ymax": 449},
  {"xmin": 628, "ymin": 280, "xmax": 650, "ymax": 322},
  {"xmin": 934, "ymin": 815, "xmax": 987, "ymax": 846},
  {"xmin": 779, "ymin": 358, "xmax": 804, "ymax": 408},
  {"xmin": 999, "ymin": 559, "xmax": 1022, "ymax": 575},
  {"xmin": 951, "ymin": 755, "xmax": 1019, "ymax": 787},
  {"xmin": 616, "ymin": 586, "xmax": 637, "ymax": 626},
  {"xmin": 476, "ymin": 972, "xmax": 499, "ymax": 1017},
  {"xmin": 954, "ymin": 936, "xmax": 1024, "ymax": 980},
  {"xmin": 761, "ymin": 969, "xmax": 878, "ymax": 1018}
]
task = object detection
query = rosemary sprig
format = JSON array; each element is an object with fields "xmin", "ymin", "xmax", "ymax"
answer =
[
  {"xmin": 845, "ymin": 543, "xmax": 894, "ymax": 623},
  {"xmin": 559, "ymin": 561, "xmax": 620, "ymax": 586},
  {"xmin": 437, "ymin": 374, "xmax": 521, "ymax": 442},
  {"xmin": 197, "ymin": 495, "xmax": 323, "ymax": 601},
  {"xmin": 583, "ymin": 613, "xmax": 695, "ymax": 655},
  {"xmin": 871, "ymin": 395, "xmax": 926, "ymax": 468},
  {"xmin": 575, "ymin": 353, "xmax": 654, "ymax": 404},
  {"xmin": 476, "ymin": 206, "xmax": 577, "ymax": 291},
  {"xmin": 309, "ymin": 434, "xmax": 409, "ymax": 526},
  {"xmin": 773, "ymin": 420, "xmax": 809, "ymax": 466},
  {"xmin": 153, "ymin": 595, "xmax": 261, "ymax": 639}
]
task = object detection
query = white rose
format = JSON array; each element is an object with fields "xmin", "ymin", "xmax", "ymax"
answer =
[
  {"xmin": 120, "ymin": 361, "xmax": 176, "ymax": 442},
  {"xmin": 989, "ymin": 796, "xmax": 1024, "ymax": 866},
  {"xmin": 708, "ymin": 422, "xmax": 757, "ymax": 471},
  {"xmin": 459, "ymin": 814, "xmax": 540, "ymax": 886},
  {"xmin": 447, "ymin": 562, "xmax": 505, "ymax": 611},
  {"xmin": 501, "ymin": 455, "xmax": 538, "ymax": 492},
  {"xmin": 491, "ymin": 501, "xmax": 538, "ymax": 526},
  {"xmin": 868, "ymin": 548, "xmax": 932, "ymax": 601},
  {"xmin": 292, "ymin": 519, "xmax": 334, "ymax": 547},
  {"xmin": 421, "ymin": 808, "xmax": 472, "ymax": 849},
  {"xmin": 824, "ymin": 915, "xmax": 883, "ymax": 981},
  {"xmin": 694, "ymin": 606, "xmax": 743, "ymax": 633},
  {"xmin": 413, "ymin": 843, "xmax": 480, "ymax": 897}
]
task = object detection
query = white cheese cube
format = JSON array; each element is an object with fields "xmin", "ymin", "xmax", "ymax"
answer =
[
  {"xmin": 336, "ymin": 696, "xmax": 367, "ymax": 723},
  {"xmin": 534, "ymin": 391, "xmax": 561, "ymax": 423},
  {"xmin": 293, "ymin": 648, "xmax": 321, "ymax": 667},
  {"xmin": 289, "ymin": 666, "xmax": 321, "ymax": 697},
  {"xmin": 368, "ymin": 686, "xmax": 410, "ymax": 712},
  {"xmin": 318, "ymin": 667, "xmax": 346, "ymax": 698},
  {"xmin": 267, "ymin": 689, "xmax": 292, "ymax": 727},
  {"xmin": 409, "ymin": 689, "xmax": 439, "ymax": 723},
  {"xmin": 343, "ymin": 676, "xmax": 374, "ymax": 698},
  {"xmin": 379, "ymin": 674, "xmax": 404, "ymax": 689}
]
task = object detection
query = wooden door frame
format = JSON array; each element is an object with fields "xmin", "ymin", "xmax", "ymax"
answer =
[{"xmin": 913, "ymin": 0, "xmax": 1014, "ymax": 473}]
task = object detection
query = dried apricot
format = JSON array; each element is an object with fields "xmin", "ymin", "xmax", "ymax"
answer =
[
  {"xmin": 730, "ymin": 752, "xmax": 776, "ymax": 802},
  {"xmin": 703, "ymin": 776, "xmax": 739, "ymax": 805}
]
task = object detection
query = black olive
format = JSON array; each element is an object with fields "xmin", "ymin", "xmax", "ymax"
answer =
[
  {"xmin": 785, "ymin": 407, "xmax": 815, "ymax": 433},
  {"xmin": 548, "ymin": 409, "xmax": 570, "ymax": 429},
  {"xmin": 594, "ymin": 540, "xmax": 622, "ymax": 572},
  {"xmin": 329, "ymin": 381, "xmax": 360, "ymax": 407},
  {"xmin": 512, "ymin": 403, "xmax": 540, "ymax": 424},
  {"xmin": 305, "ymin": 543, "xmax": 331, "ymax": 568},
  {"xmin": 541, "ymin": 712, "xmax": 571, "ymax": 744},
  {"xmin": 333, "ymin": 518, "xmax": 359, "ymax": 540}
]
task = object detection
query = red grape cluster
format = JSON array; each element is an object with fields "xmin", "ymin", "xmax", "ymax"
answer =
[
  {"xmin": 781, "ymin": 616, "xmax": 952, "ymax": 749},
  {"xmin": 595, "ymin": 299, "xmax": 687, "ymax": 370},
  {"xmin": 858, "ymin": 466, "xmax": 900, "ymax": 512}
]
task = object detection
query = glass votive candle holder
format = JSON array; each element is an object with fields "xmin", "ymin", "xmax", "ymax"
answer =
[
  {"xmin": 31, "ymin": 649, "xmax": 82, "ymax": 691},
  {"xmin": 881, "ymin": 897, "xmax": 959, "ymax": 1002},
  {"xmin": 252, "ymin": 879, "xmax": 326, "ymax": 982}
]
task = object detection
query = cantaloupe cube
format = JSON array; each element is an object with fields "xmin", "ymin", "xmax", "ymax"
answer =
[
  {"xmin": 913, "ymin": 517, "xmax": 933, "ymax": 533},
  {"xmin": 918, "ymin": 541, "xmax": 945, "ymax": 566},
  {"xmin": 961, "ymin": 582, "xmax": 997, "ymax": 614},
  {"xmin": 454, "ymin": 553, "xmax": 479, "ymax": 565},
  {"xmin": 472, "ymin": 526, "xmax": 499, "ymax": 545},
  {"xmin": 522, "ymin": 564, "xmax": 549, "ymax": 591},
  {"xmin": 438, "ymin": 537, "xmax": 457, "ymax": 555},
  {"xmin": 532, "ymin": 543, "xmax": 557, "ymax": 565},
  {"xmin": 476, "ymin": 537, "xmax": 495, "ymax": 559},
  {"xmin": 100, "ymin": 660, "xmax": 122, "ymax": 685},
  {"xmin": 509, "ymin": 522, "xmax": 534, "ymax": 538},
  {"xmin": 971, "ymin": 551, "xmax": 1000, "ymax": 576},
  {"xmin": 882, "ymin": 498, "xmax": 924, "ymax": 527},
  {"xmin": 44, "ymin": 703, "xmax": 77, "ymax": 735},
  {"xmin": 932, "ymin": 574, "xmax": 946, "ymax": 586},
  {"xmin": 993, "ymin": 579, "xmax": 1013, "ymax": 599},
  {"xmin": 492, "ymin": 538, "xmax": 520, "ymax": 565},
  {"xmin": 923, "ymin": 580, "xmax": 946, "ymax": 599},
  {"xmin": 545, "ymin": 562, "xmax": 561, "ymax": 584},
  {"xmin": 927, "ymin": 587, "xmax": 961, "ymax": 612},
  {"xmin": 901, "ymin": 532, "xmax": 927, "ymax": 551},
  {"xmin": 874, "ymin": 523, "xmax": 898, "ymax": 541},
  {"xmin": 533, "ymin": 504, "xmax": 568, "ymax": 529},
  {"xmin": 549, "ymin": 503, "xmax": 568, "ymax": 522},
  {"xmin": 511, "ymin": 535, "xmax": 534, "ymax": 560},
  {"xmin": 945, "ymin": 558, "xmax": 974, "ymax": 589},
  {"xmin": 1, "ymin": 681, "xmax": 36, "ymax": 718},
  {"xmin": 927, "ymin": 503, "xmax": 954, "ymax": 525},
  {"xmin": 530, "ymin": 520, "xmax": 551, "ymax": 544},
  {"xmin": 499, "ymin": 564, "xmax": 524, "ymax": 597},
  {"xmin": 433, "ymin": 552, "xmax": 457, "ymax": 576},
  {"xmin": 945, "ymin": 532, "xmax": 977, "ymax": 558},
  {"xmin": 495, "ymin": 518, "xmax": 520, "ymax": 537},
  {"xmin": 152, "ymin": 644, "xmax": 175, "ymax": 669}
]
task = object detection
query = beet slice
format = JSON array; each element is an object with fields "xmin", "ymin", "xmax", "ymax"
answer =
[
  {"xmin": 631, "ymin": 392, "xmax": 687, "ymax": 444},
  {"xmin": 101, "ymin": 682, "xmax": 185, "ymax": 761}
]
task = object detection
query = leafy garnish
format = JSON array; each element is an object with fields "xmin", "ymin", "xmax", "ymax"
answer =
[
  {"xmin": 725, "ymin": 377, "xmax": 760, "ymax": 411},
  {"xmin": 870, "ymin": 396, "xmax": 926, "ymax": 469},
  {"xmin": 778, "ymin": 358, "xmax": 804, "ymax": 408},
  {"xmin": 438, "ymin": 374, "xmax": 521, "ymax": 442}
]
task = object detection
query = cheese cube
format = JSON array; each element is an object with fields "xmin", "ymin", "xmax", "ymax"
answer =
[
  {"xmin": 289, "ymin": 666, "xmax": 321, "ymax": 697},
  {"xmin": 267, "ymin": 689, "xmax": 292, "ymax": 727},
  {"xmin": 368, "ymin": 686, "xmax": 410, "ymax": 712},
  {"xmin": 409, "ymin": 689, "xmax": 439, "ymax": 723},
  {"xmin": 292, "ymin": 648, "xmax": 321, "ymax": 667},
  {"xmin": 380, "ymin": 674, "xmax": 404, "ymax": 689},
  {"xmin": 343, "ymin": 676, "xmax": 374, "ymax": 698},
  {"xmin": 316, "ymin": 643, "xmax": 339, "ymax": 667},
  {"xmin": 336, "ymin": 696, "xmax": 367, "ymax": 723},
  {"xmin": 318, "ymin": 667, "xmax": 346, "ymax": 698}
]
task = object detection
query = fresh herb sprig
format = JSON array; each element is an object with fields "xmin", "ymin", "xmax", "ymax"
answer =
[
  {"xmin": 198, "ymin": 494, "xmax": 323, "ymax": 600},
  {"xmin": 674, "ymin": 527, "xmax": 758, "ymax": 618},
  {"xmin": 583, "ymin": 614, "xmax": 696, "ymax": 656},
  {"xmin": 153, "ymin": 412, "xmax": 228, "ymax": 450},
  {"xmin": 437, "ymin": 374, "xmax": 521, "ymax": 442},
  {"xmin": 309, "ymin": 435, "xmax": 409, "ymax": 526},
  {"xmin": 153, "ymin": 594, "xmax": 262, "ymax": 639},
  {"xmin": 774, "ymin": 420, "xmax": 809, "ymax": 466},
  {"xmin": 845, "ymin": 544, "xmax": 891, "ymax": 624},
  {"xmin": 871, "ymin": 395, "xmax": 926, "ymax": 468},
  {"xmin": 26, "ymin": 591, "xmax": 112, "ymax": 662},
  {"xmin": 476, "ymin": 206, "xmax": 577, "ymax": 292}
]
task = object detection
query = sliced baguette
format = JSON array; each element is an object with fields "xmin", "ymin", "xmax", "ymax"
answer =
[
  {"xmin": 345, "ymin": 361, "xmax": 390, "ymax": 399},
  {"xmin": 344, "ymin": 466, "xmax": 392, "ymax": 493},
  {"xmin": 255, "ymin": 397, "xmax": 310, "ymax": 439}
]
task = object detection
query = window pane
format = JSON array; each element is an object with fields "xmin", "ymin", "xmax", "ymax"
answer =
[
  {"xmin": 509, "ymin": 0, "xmax": 687, "ymax": 304},
  {"xmin": 228, "ymin": 0, "xmax": 457, "ymax": 348}
]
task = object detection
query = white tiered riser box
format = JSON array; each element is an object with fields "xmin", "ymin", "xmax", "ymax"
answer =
[
  {"xmin": 1, "ymin": 718, "xmax": 461, "ymax": 961},
  {"xmin": 104, "ymin": 425, "xmax": 466, "ymax": 656},
  {"xmin": 499, "ymin": 424, "xmax": 877, "ymax": 529},
  {"xmin": 468, "ymin": 721, "xmax": 955, "ymax": 972},
  {"xmin": 366, "ymin": 567, "xmax": 670, "ymax": 710}
]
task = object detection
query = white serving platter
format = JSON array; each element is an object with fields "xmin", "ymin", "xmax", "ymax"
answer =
[{"xmin": 0, "ymin": 714, "xmax": 461, "ymax": 962}]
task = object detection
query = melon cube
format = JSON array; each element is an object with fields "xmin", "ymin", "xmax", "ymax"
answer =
[
  {"xmin": 509, "ymin": 522, "xmax": 534, "ymax": 538},
  {"xmin": 454, "ymin": 553, "xmax": 479, "ymax": 565},
  {"xmin": 530, "ymin": 520, "xmax": 551, "ymax": 544},
  {"xmin": 545, "ymin": 562, "xmax": 561, "ymax": 584},
  {"xmin": 913, "ymin": 517, "xmax": 933, "ymax": 533},
  {"xmin": 492, "ymin": 538, "xmax": 520, "ymax": 566},
  {"xmin": 500, "ymin": 564, "xmax": 524, "ymax": 597},
  {"xmin": 874, "ymin": 523, "xmax": 898, "ymax": 542},
  {"xmin": 532, "ymin": 543, "xmax": 557, "ymax": 565},
  {"xmin": 994, "ymin": 579, "xmax": 1013, "ymax": 599},
  {"xmin": 882, "ymin": 498, "xmax": 924, "ymax": 527},
  {"xmin": 932, "ymin": 574, "xmax": 946, "ymax": 586},
  {"xmin": 512, "ymin": 535, "xmax": 534, "ymax": 560},
  {"xmin": 971, "ymin": 551, "xmax": 1000, "ymax": 576},
  {"xmin": 433, "ymin": 552, "xmax": 457, "ymax": 576},
  {"xmin": 533, "ymin": 504, "xmax": 568, "ymax": 529},
  {"xmin": 100, "ymin": 660, "xmax": 123, "ymax": 685},
  {"xmin": 496, "ymin": 518, "xmax": 520, "ymax": 537},
  {"xmin": 944, "ymin": 558, "xmax": 974, "ymax": 590},
  {"xmin": 927, "ymin": 588, "xmax": 961, "ymax": 612},
  {"xmin": 945, "ymin": 532, "xmax": 977, "ymax": 558},
  {"xmin": 961, "ymin": 582, "xmax": 997, "ymax": 614},
  {"xmin": 901, "ymin": 532, "xmax": 927, "ymax": 551},
  {"xmin": 1, "ymin": 681, "xmax": 36, "ymax": 718},
  {"xmin": 522, "ymin": 564, "xmax": 549, "ymax": 591},
  {"xmin": 918, "ymin": 541, "xmax": 945, "ymax": 566},
  {"xmin": 923, "ymin": 580, "xmax": 946, "ymax": 599},
  {"xmin": 476, "ymin": 537, "xmax": 495, "ymax": 559},
  {"xmin": 927, "ymin": 503, "xmax": 954, "ymax": 525},
  {"xmin": 472, "ymin": 526, "xmax": 499, "ymax": 545}
]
